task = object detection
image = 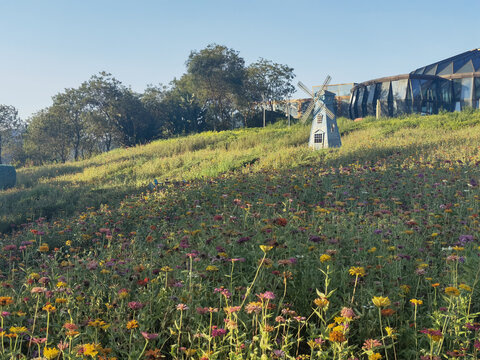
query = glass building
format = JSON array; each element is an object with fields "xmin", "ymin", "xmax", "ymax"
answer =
[{"xmin": 349, "ymin": 48, "xmax": 480, "ymax": 118}]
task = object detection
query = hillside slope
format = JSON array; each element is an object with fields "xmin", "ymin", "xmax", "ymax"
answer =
[{"xmin": 2, "ymin": 111, "xmax": 480, "ymax": 233}]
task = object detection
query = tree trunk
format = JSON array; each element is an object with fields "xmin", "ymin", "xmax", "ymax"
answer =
[{"xmin": 0, "ymin": 133, "xmax": 2, "ymax": 164}]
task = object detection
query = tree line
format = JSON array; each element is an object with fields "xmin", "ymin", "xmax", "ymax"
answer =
[{"xmin": 0, "ymin": 44, "xmax": 295, "ymax": 165}]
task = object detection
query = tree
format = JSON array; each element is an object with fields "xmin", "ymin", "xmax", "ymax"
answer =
[
  {"xmin": 80, "ymin": 72, "xmax": 124, "ymax": 151},
  {"xmin": 186, "ymin": 44, "xmax": 246, "ymax": 130},
  {"xmin": 24, "ymin": 108, "xmax": 73, "ymax": 164},
  {"xmin": 0, "ymin": 105, "xmax": 21, "ymax": 164},
  {"xmin": 247, "ymin": 58, "xmax": 295, "ymax": 111},
  {"xmin": 52, "ymin": 88, "xmax": 87, "ymax": 161},
  {"xmin": 81, "ymin": 72, "xmax": 158, "ymax": 148}
]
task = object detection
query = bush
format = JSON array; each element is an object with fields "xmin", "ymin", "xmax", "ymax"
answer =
[{"xmin": 0, "ymin": 165, "xmax": 16, "ymax": 190}]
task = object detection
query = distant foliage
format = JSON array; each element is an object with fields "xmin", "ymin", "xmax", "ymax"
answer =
[{"xmin": 19, "ymin": 45, "xmax": 296, "ymax": 165}]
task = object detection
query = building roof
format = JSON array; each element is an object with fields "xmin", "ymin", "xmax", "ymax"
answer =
[{"xmin": 411, "ymin": 48, "xmax": 480, "ymax": 77}]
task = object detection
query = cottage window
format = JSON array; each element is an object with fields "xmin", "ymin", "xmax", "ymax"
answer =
[{"xmin": 314, "ymin": 133, "xmax": 323, "ymax": 143}]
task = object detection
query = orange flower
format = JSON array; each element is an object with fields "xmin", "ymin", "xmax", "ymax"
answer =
[
  {"xmin": 314, "ymin": 297, "xmax": 329, "ymax": 309},
  {"xmin": 381, "ymin": 308, "xmax": 395, "ymax": 317},
  {"xmin": 0, "ymin": 297, "xmax": 13, "ymax": 306},
  {"xmin": 329, "ymin": 330, "xmax": 345, "ymax": 342}
]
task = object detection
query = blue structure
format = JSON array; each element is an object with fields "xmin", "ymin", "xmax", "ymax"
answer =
[{"xmin": 350, "ymin": 48, "xmax": 480, "ymax": 118}]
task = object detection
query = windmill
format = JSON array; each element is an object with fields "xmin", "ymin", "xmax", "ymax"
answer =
[{"xmin": 298, "ymin": 75, "xmax": 342, "ymax": 149}]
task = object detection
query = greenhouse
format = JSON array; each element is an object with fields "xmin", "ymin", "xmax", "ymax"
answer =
[{"xmin": 349, "ymin": 48, "xmax": 480, "ymax": 118}]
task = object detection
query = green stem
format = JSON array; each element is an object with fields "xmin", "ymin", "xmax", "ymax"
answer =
[
  {"xmin": 379, "ymin": 308, "xmax": 389, "ymax": 360},
  {"xmin": 137, "ymin": 340, "xmax": 149, "ymax": 360},
  {"xmin": 239, "ymin": 253, "xmax": 266, "ymax": 309}
]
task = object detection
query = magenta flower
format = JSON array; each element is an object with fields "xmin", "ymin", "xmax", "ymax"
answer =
[{"xmin": 211, "ymin": 326, "xmax": 226, "ymax": 337}]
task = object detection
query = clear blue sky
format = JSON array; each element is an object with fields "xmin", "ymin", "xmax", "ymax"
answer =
[{"xmin": 1, "ymin": 0, "xmax": 479, "ymax": 119}]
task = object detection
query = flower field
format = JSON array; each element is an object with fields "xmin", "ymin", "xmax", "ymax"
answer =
[{"xmin": 1, "ymin": 112, "xmax": 480, "ymax": 359}]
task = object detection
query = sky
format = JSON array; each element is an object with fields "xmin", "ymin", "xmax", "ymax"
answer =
[{"xmin": 1, "ymin": 0, "xmax": 480, "ymax": 119}]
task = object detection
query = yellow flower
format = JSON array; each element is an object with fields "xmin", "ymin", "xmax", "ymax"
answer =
[
  {"xmin": 206, "ymin": 265, "xmax": 219, "ymax": 271},
  {"xmin": 445, "ymin": 287, "xmax": 460, "ymax": 297},
  {"xmin": 160, "ymin": 266, "xmax": 173, "ymax": 272},
  {"xmin": 42, "ymin": 304, "xmax": 56, "ymax": 313},
  {"xmin": 320, "ymin": 254, "xmax": 331, "ymax": 263},
  {"xmin": 368, "ymin": 247, "xmax": 377, "ymax": 253},
  {"xmin": 349, "ymin": 266, "xmax": 366, "ymax": 277},
  {"xmin": 56, "ymin": 281, "xmax": 67, "ymax": 288},
  {"xmin": 260, "ymin": 245, "xmax": 273, "ymax": 253},
  {"xmin": 9, "ymin": 326, "xmax": 28, "ymax": 333},
  {"xmin": 369, "ymin": 353, "xmax": 382, "ymax": 360},
  {"xmin": 43, "ymin": 346, "xmax": 60, "ymax": 359},
  {"xmin": 29, "ymin": 272, "xmax": 40, "ymax": 280},
  {"xmin": 88, "ymin": 319, "xmax": 109, "ymax": 330},
  {"xmin": 459, "ymin": 284, "xmax": 472, "ymax": 292},
  {"xmin": 410, "ymin": 299, "xmax": 423, "ymax": 306},
  {"xmin": 82, "ymin": 343, "xmax": 99, "ymax": 357},
  {"xmin": 126, "ymin": 320, "xmax": 138, "ymax": 329},
  {"xmin": 372, "ymin": 296, "xmax": 391, "ymax": 308},
  {"xmin": 65, "ymin": 240, "xmax": 72, "ymax": 246},
  {"xmin": 385, "ymin": 326, "xmax": 395, "ymax": 337}
]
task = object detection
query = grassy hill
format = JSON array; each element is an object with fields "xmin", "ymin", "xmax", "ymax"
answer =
[
  {"xmin": 2, "ymin": 110, "xmax": 480, "ymax": 233},
  {"xmin": 1, "ymin": 110, "xmax": 480, "ymax": 359}
]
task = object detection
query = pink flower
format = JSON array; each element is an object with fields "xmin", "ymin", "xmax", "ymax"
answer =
[
  {"xmin": 340, "ymin": 307, "xmax": 356, "ymax": 319},
  {"xmin": 31, "ymin": 287, "xmax": 47, "ymax": 294},
  {"xmin": 128, "ymin": 301, "xmax": 145, "ymax": 310},
  {"xmin": 257, "ymin": 291, "xmax": 275, "ymax": 300},
  {"xmin": 176, "ymin": 303, "xmax": 189, "ymax": 311},
  {"xmin": 141, "ymin": 331, "xmax": 159, "ymax": 340},
  {"xmin": 57, "ymin": 340, "xmax": 69, "ymax": 350},
  {"xmin": 362, "ymin": 339, "xmax": 382, "ymax": 350}
]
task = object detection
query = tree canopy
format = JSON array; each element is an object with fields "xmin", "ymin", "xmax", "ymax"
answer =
[{"xmin": 6, "ymin": 44, "xmax": 295, "ymax": 166}]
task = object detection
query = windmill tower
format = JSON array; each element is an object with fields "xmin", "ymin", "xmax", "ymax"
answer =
[{"xmin": 298, "ymin": 76, "xmax": 342, "ymax": 149}]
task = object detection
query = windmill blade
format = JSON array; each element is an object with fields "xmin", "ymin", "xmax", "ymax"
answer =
[
  {"xmin": 325, "ymin": 107, "xmax": 335, "ymax": 119},
  {"xmin": 297, "ymin": 81, "xmax": 314, "ymax": 97},
  {"xmin": 313, "ymin": 98, "xmax": 336, "ymax": 120},
  {"xmin": 300, "ymin": 100, "xmax": 315, "ymax": 123},
  {"xmin": 301, "ymin": 88, "xmax": 324, "ymax": 123},
  {"xmin": 316, "ymin": 75, "xmax": 332, "ymax": 96}
]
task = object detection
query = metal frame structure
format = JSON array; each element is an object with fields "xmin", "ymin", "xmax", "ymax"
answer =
[{"xmin": 349, "ymin": 48, "xmax": 480, "ymax": 118}]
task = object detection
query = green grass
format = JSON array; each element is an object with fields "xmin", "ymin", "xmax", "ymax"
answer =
[{"xmin": 2, "ymin": 110, "xmax": 480, "ymax": 234}]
